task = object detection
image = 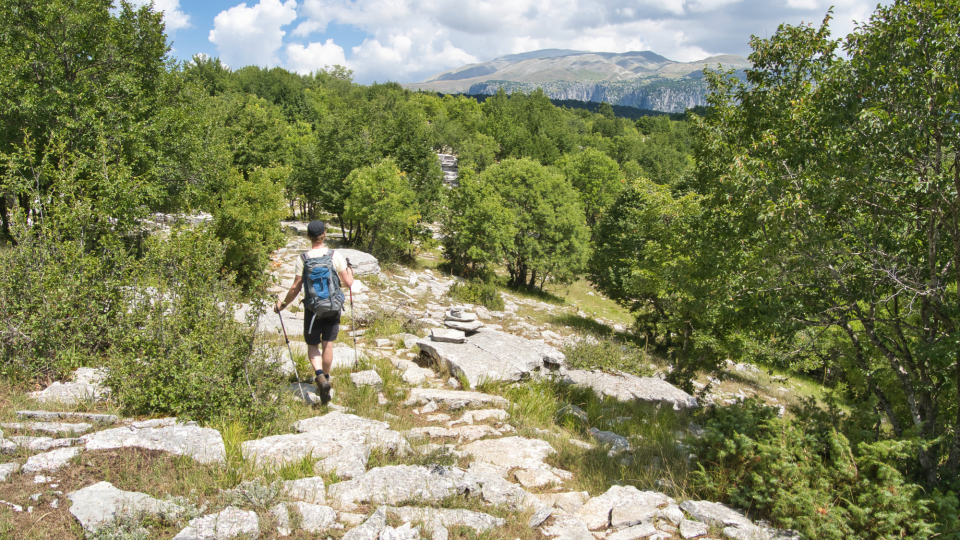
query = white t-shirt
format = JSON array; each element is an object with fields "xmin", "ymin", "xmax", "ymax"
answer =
[{"xmin": 293, "ymin": 247, "xmax": 349, "ymax": 299}]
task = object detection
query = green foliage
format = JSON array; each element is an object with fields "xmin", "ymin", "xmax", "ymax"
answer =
[
  {"xmin": 343, "ymin": 158, "xmax": 423, "ymax": 259},
  {"xmin": 562, "ymin": 338, "xmax": 653, "ymax": 377},
  {"xmin": 447, "ymin": 280, "xmax": 506, "ymax": 311},
  {"xmin": 557, "ymin": 148, "xmax": 623, "ymax": 228},
  {"xmin": 441, "ymin": 168, "xmax": 516, "ymax": 277},
  {"xmin": 690, "ymin": 399, "xmax": 935, "ymax": 540},
  {"xmin": 211, "ymin": 167, "xmax": 287, "ymax": 292},
  {"xmin": 480, "ymin": 158, "xmax": 590, "ymax": 289},
  {"xmin": 105, "ymin": 227, "xmax": 283, "ymax": 424}
]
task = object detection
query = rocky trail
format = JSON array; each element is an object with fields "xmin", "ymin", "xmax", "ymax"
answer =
[{"xmin": 0, "ymin": 235, "xmax": 801, "ymax": 540}]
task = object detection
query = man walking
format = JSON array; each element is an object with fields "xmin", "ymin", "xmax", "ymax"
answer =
[{"xmin": 276, "ymin": 221, "xmax": 353, "ymax": 405}]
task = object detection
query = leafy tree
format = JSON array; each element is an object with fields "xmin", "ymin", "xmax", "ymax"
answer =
[
  {"xmin": 557, "ymin": 148, "xmax": 623, "ymax": 228},
  {"xmin": 480, "ymin": 158, "xmax": 589, "ymax": 288},
  {"xmin": 442, "ymin": 168, "xmax": 516, "ymax": 277},
  {"xmin": 693, "ymin": 1, "xmax": 960, "ymax": 488},
  {"xmin": 343, "ymin": 158, "xmax": 420, "ymax": 258}
]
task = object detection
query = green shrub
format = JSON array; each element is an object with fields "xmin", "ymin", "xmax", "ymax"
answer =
[
  {"xmin": 447, "ymin": 279, "xmax": 505, "ymax": 311},
  {"xmin": 689, "ymin": 399, "xmax": 935, "ymax": 540},
  {"xmin": 0, "ymin": 226, "xmax": 132, "ymax": 379},
  {"xmin": 561, "ymin": 338, "xmax": 654, "ymax": 377},
  {"xmin": 104, "ymin": 227, "xmax": 283, "ymax": 424}
]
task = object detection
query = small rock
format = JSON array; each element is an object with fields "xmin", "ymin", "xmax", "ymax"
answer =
[
  {"xmin": 283, "ymin": 477, "xmax": 326, "ymax": 504},
  {"xmin": 173, "ymin": 506, "xmax": 259, "ymax": 540},
  {"xmin": 557, "ymin": 404, "xmax": 589, "ymax": 425},
  {"xmin": 0, "ymin": 463, "xmax": 19, "ymax": 482},
  {"xmin": 351, "ymin": 370, "xmax": 383, "ymax": 388},
  {"xmin": 420, "ymin": 401, "xmax": 439, "ymax": 414},
  {"xmin": 16, "ymin": 411, "xmax": 118, "ymax": 424},
  {"xmin": 375, "ymin": 338, "xmax": 393, "ymax": 348},
  {"xmin": 82, "ymin": 420, "xmax": 226, "ymax": 464},
  {"xmin": 588, "ymin": 428, "xmax": 630, "ymax": 456},
  {"xmin": 315, "ymin": 444, "xmax": 370, "ymax": 479},
  {"xmin": 339, "ymin": 512, "xmax": 367, "ymax": 527},
  {"xmin": 377, "ymin": 393, "xmax": 390, "ymax": 405},
  {"xmin": 680, "ymin": 519, "xmax": 710, "ymax": 539},
  {"xmin": 342, "ymin": 507, "xmax": 386, "ymax": 540},
  {"xmin": 22, "ymin": 447, "xmax": 81, "ymax": 473},
  {"xmin": 537, "ymin": 492, "xmax": 590, "ymax": 514},
  {"xmin": 1, "ymin": 421, "xmax": 92, "ymax": 436},
  {"xmin": 403, "ymin": 388, "xmax": 508, "ymax": 409},
  {"xmin": 430, "ymin": 328, "xmax": 467, "ymax": 344},
  {"xmin": 446, "ymin": 378, "xmax": 460, "ymax": 389},
  {"xmin": 569, "ymin": 439, "xmax": 595, "ymax": 450},
  {"xmin": 445, "ymin": 310, "xmax": 478, "ymax": 322},
  {"xmin": 327, "ymin": 465, "xmax": 475, "ymax": 508},
  {"xmin": 28, "ymin": 368, "xmax": 108, "ymax": 405},
  {"xmin": 541, "ymin": 514, "xmax": 593, "ymax": 540},
  {"xmin": 611, "ymin": 503, "xmax": 658, "ymax": 528},
  {"xmin": 607, "ymin": 523, "xmax": 658, "ymax": 540},
  {"xmin": 10, "ymin": 436, "xmax": 80, "ymax": 452},
  {"xmin": 529, "ymin": 506, "xmax": 554, "ymax": 528},
  {"xmin": 514, "ymin": 468, "xmax": 562, "ymax": 488},
  {"xmin": 68, "ymin": 481, "xmax": 184, "ymax": 533},
  {"xmin": 443, "ymin": 320, "xmax": 484, "ymax": 332}
]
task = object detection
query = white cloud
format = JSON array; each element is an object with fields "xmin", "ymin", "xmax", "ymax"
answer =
[
  {"xmin": 208, "ymin": 0, "xmax": 889, "ymax": 83},
  {"xmin": 127, "ymin": 0, "xmax": 191, "ymax": 31},
  {"xmin": 209, "ymin": 0, "xmax": 298, "ymax": 68},
  {"xmin": 286, "ymin": 39, "xmax": 348, "ymax": 73}
]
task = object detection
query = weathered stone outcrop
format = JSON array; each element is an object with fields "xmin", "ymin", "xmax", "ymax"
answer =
[
  {"xmin": 564, "ymin": 369, "xmax": 698, "ymax": 410},
  {"xmin": 68, "ymin": 481, "xmax": 184, "ymax": 533},
  {"xmin": 417, "ymin": 328, "xmax": 565, "ymax": 388},
  {"xmin": 82, "ymin": 420, "xmax": 226, "ymax": 464}
]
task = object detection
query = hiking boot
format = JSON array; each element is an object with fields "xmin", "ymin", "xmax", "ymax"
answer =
[{"xmin": 315, "ymin": 375, "xmax": 332, "ymax": 405}]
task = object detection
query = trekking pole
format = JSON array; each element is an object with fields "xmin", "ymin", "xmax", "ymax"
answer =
[
  {"xmin": 278, "ymin": 309, "xmax": 308, "ymax": 403},
  {"xmin": 350, "ymin": 283, "xmax": 361, "ymax": 364}
]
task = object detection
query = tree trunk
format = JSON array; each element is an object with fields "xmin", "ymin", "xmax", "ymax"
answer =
[
  {"xmin": 528, "ymin": 269, "xmax": 537, "ymax": 289},
  {"xmin": 0, "ymin": 193, "xmax": 9, "ymax": 242}
]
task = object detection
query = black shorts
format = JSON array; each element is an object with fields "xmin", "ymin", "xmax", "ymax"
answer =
[{"xmin": 304, "ymin": 311, "xmax": 341, "ymax": 345}]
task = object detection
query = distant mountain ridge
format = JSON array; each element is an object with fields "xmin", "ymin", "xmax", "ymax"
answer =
[{"xmin": 403, "ymin": 49, "xmax": 751, "ymax": 113}]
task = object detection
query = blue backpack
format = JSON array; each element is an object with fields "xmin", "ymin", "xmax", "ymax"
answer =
[{"xmin": 301, "ymin": 251, "xmax": 345, "ymax": 326}]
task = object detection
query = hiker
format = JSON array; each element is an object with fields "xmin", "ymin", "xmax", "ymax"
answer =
[{"xmin": 276, "ymin": 221, "xmax": 354, "ymax": 405}]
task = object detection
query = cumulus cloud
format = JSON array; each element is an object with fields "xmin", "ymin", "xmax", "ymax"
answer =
[
  {"xmin": 286, "ymin": 39, "xmax": 348, "ymax": 73},
  {"xmin": 209, "ymin": 0, "xmax": 298, "ymax": 68},
  {"xmin": 209, "ymin": 0, "xmax": 888, "ymax": 83},
  {"xmin": 128, "ymin": 0, "xmax": 191, "ymax": 31}
]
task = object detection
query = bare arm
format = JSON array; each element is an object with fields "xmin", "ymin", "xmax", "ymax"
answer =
[
  {"xmin": 275, "ymin": 276, "xmax": 303, "ymax": 312},
  {"xmin": 339, "ymin": 266, "xmax": 354, "ymax": 290}
]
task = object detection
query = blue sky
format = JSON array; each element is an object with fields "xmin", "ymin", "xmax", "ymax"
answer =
[{"xmin": 144, "ymin": 0, "xmax": 885, "ymax": 85}]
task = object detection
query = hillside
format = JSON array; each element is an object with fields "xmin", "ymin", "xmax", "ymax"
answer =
[{"xmin": 403, "ymin": 50, "xmax": 751, "ymax": 113}]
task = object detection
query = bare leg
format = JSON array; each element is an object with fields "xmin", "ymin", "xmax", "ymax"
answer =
[
  {"xmin": 308, "ymin": 344, "xmax": 323, "ymax": 372},
  {"xmin": 321, "ymin": 341, "xmax": 334, "ymax": 374}
]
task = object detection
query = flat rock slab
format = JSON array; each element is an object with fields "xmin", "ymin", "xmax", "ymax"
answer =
[
  {"xmin": 272, "ymin": 502, "xmax": 338, "ymax": 534},
  {"xmin": 537, "ymin": 492, "xmax": 590, "ymax": 514},
  {"xmin": 443, "ymin": 320, "xmax": 484, "ymax": 332},
  {"xmin": 589, "ymin": 428, "xmax": 631, "ymax": 456},
  {"xmin": 575, "ymin": 485, "xmax": 675, "ymax": 530},
  {"xmin": 243, "ymin": 412, "xmax": 408, "ymax": 467},
  {"xmin": 680, "ymin": 519, "xmax": 710, "ymax": 539},
  {"xmin": 417, "ymin": 328, "xmax": 565, "ymax": 388},
  {"xmin": 385, "ymin": 506, "xmax": 505, "ymax": 533},
  {"xmin": 343, "ymin": 508, "xmax": 387, "ymax": 540},
  {"xmin": 16, "ymin": 411, "xmax": 118, "ymax": 424},
  {"xmin": 173, "ymin": 506, "xmax": 259, "ymax": 540},
  {"xmin": 0, "ymin": 462, "xmax": 19, "ymax": 482},
  {"xmin": 327, "ymin": 465, "xmax": 475, "ymax": 509},
  {"xmin": 460, "ymin": 436, "xmax": 556, "ymax": 473},
  {"xmin": 430, "ymin": 328, "xmax": 466, "ymax": 344},
  {"xmin": 541, "ymin": 514, "xmax": 594, "ymax": 540},
  {"xmin": 1, "ymin": 421, "xmax": 92, "ymax": 436},
  {"xmin": 68, "ymin": 481, "xmax": 183, "ymax": 532},
  {"xmin": 0, "ymin": 438, "xmax": 14, "ymax": 455},
  {"xmin": 338, "ymin": 249, "xmax": 381, "ymax": 276},
  {"xmin": 315, "ymin": 444, "xmax": 370, "ymax": 479},
  {"xmin": 10, "ymin": 436, "xmax": 80, "ymax": 452},
  {"xmin": 451, "ymin": 409, "xmax": 509, "ymax": 425},
  {"xmin": 22, "ymin": 447, "xmax": 81, "ymax": 473},
  {"xmin": 607, "ymin": 523, "xmax": 659, "ymax": 540},
  {"xmin": 82, "ymin": 421, "xmax": 226, "ymax": 464},
  {"xmin": 28, "ymin": 368, "xmax": 108, "ymax": 405},
  {"xmin": 350, "ymin": 370, "xmax": 383, "ymax": 388},
  {"xmin": 403, "ymin": 388, "xmax": 509, "ymax": 409},
  {"xmin": 680, "ymin": 500, "xmax": 753, "ymax": 529},
  {"xmin": 564, "ymin": 370, "xmax": 698, "ymax": 410},
  {"xmin": 283, "ymin": 477, "xmax": 326, "ymax": 504}
]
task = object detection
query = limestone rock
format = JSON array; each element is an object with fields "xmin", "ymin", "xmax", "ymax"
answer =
[
  {"xmin": 22, "ymin": 447, "xmax": 81, "ymax": 473},
  {"xmin": 82, "ymin": 421, "xmax": 226, "ymax": 464},
  {"xmin": 679, "ymin": 500, "xmax": 753, "ymax": 530},
  {"xmin": 611, "ymin": 503, "xmax": 659, "ymax": 527},
  {"xmin": 16, "ymin": 410, "xmax": 118, "ymax": 424},
  {"xmin": 537, "ymin": 492, "xmax": 590, "ymax": 514},
  {"xmin": 460, "ymin": 436, "xmax": 556, "ymax": 473},
  {"xmin": 564, "ymin": 370, "xmax": 698, "ymax": 410},
  {"xmin": 0, "ymin": 462, "xmax": 19, "ymax": 482},
  {"xmin": 445, "ymin": 310, "xmax": 478, "ymax": 322},
  {"xmin": 269, "ymin": 348, "xmax": 298, "ymax": 376},
  {"xmin": 243, "ymin": 412, "xmax": 409, "ymax": 467},
  {"xmin": 327, "ymin": 465, "xmax": 475, "ymax": 509},
  {"xmin": 0, "ymin": 438, "xmax": 17, "ymax": 455},
  {"xmin": 417, "ymin": 328, "xmax": 565, "ymax": 388},
  {"xmin": 430, "ymin": 328, "xmax": 466, "ymax": 344},
  {"xmin": 67, "ymin": 481, "xmax": 183, "ymax": 532},
  {"xmin": 1, "ymin": 421, "xmax": 92, "ymax": 436},
  {"xmin": 557, "ymin": 404, "xmax": 589, "ymax": 426},
  {"xmin": 451, "ymin": 409, "xmax": 509, "ymax": 425},
  {"xmin": 680, "ymin": 519, "xmax": 710, "ymax": 539},
  {"xmin": 339, "ymin": 249, "xmax": 381, "ymax": 276},
  {"xmin": 315, "ymin": 444, "xmax": 370, "ymax": 479},
  {"xmin": 443, "ymin": 320, "xmax": 484, "ymax": 332},
  {"xmin": 385, "ymin": 506, "xmax": 505, "ymax": 533},
  {"xmin": 288, "ymin": 383, "xmax": 322, "ymax": 405},
  {"xmin": 574, "ymin": 486, "xmax": 675, "ymax": 530},
  {"xmin": 342, "ymin": 507, "xmax": 387, "ymax": 540},
  {"xmin": 607, "ymin": 523, "xmax": 659, "ymax": 540},
  {"xmin": 403, "ymin": 388, "xmax": 509, "ymax": 409},
  {"xmin": 660, "ymin": 504, "xmax": 684, "ymax": 525},
  {"xmin": 452, "ymin": 424, "xmax": 501, "ymax": 441},
  {"xmin": 588, "ymin": 428, "xmax": 631, "ymax": 457},
  {"xmin": 333, "ymin": 346, "xmax": 361, "ymax": 369},
  {"xmin": 541, "ymin": 514, "xmax": 594, "ymax": 540},
  {"xmin": 282, "ymin": 477, "xmax": 325, "ymax": 504},
  {"xmin": 28, "ymin": 367, "xmax": 108, "ymax": 405},
  {"xmin": 287, "ymin": 502, "xmax": 339, "ymax": 533},
  {"xmin": 382, "ymin": 523, "xmax": 421, "ymax": 540},
  {"xmin": 351, "ymin": 370, "xmax": 383, "ymax": 388},
  {"xmin": 514, "ymin": 468, "xmax": 562, "ymax": 488},
  {"xmin": 10, "ymin": 436, "xmax": 80, "ymax": 452},
  {"xmin": 173, "ymin": 506, "xmax": 259, "ymax": 540}
]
